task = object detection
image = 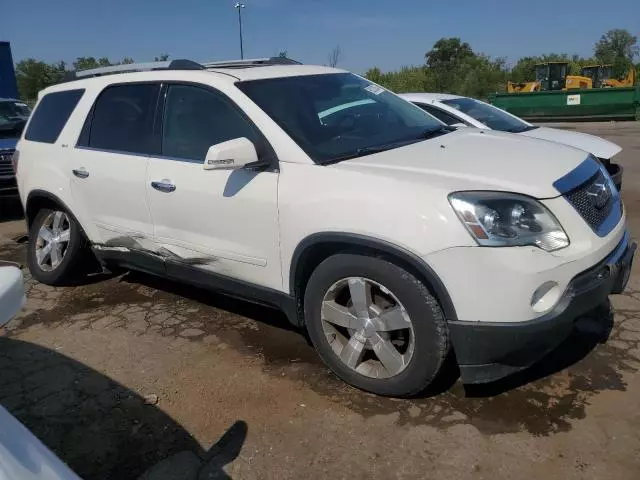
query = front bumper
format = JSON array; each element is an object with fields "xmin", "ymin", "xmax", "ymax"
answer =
[
  {"xmin": 0, "ymin": 148, "xmax": 18, "ymax": 199},
  {"xmin": 448, "ymin": 230, "xmax": 636, "ymax": 384}
]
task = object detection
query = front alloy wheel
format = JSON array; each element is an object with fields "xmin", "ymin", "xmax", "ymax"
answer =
[
  {"xmin": 321, "ymin": 277, "xmax": 414, "ymax": 379},
  {"xmin": 304, "ymin": 254, "xmax": 449, "ymax": 397}
]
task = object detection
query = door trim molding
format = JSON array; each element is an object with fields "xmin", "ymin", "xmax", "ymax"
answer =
[{"xmin": 93, "ymin": 247, "xmax": 298, "ymax": 325}]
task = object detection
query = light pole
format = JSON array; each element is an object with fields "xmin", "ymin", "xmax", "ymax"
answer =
[{"xmin": 234, "ymin": 2, "xmax": 245, "ymax": 59}]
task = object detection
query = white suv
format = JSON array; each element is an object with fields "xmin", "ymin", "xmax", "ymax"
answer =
[{"xmin": 14, "ymin": 58, "xmax": 635, "ymax": 396}]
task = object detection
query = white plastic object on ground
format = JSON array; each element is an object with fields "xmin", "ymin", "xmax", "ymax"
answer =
[
  {"xmin": 0, "ymin": 406, "xmax": 81, "ymax": 480},
  {"xmin": 0, "ymin": 266, "xmax": 25, "ymax": 328}
]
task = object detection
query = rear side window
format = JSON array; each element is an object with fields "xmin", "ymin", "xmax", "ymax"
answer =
[
  {"xmin": 88, "ymin": 83, "xmax": 160, "ymax": 155},
  {"xmin": 416, "ymin": 104, "xmax": 462, "ymax": 126},
  {"xmin": 25, "ymin": 89, "xmax": 84, "ymax": 143}
]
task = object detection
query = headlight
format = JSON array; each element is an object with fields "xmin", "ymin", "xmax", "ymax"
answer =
[{"xmin": 448, "ymin": 192, "xmax": 569, "ymax": 251}]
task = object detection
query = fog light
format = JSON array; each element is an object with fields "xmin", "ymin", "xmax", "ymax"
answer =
[{"xmin": 531, "ymin": 281, "xmax": 561, "ymax": 313}]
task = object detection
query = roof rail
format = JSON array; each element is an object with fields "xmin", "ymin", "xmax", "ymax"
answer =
[
  {"xmin": 203, "ymin": 57, "xmax": 302, "ymax": 69},
  {"xmin": 75, "ymin": 59, "xmax": 204, "ymax": 78}
]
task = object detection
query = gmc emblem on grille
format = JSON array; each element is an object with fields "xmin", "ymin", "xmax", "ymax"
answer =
[{"xmin": 586, "ymin": 182, "xmax": 611, "ymax": 209}]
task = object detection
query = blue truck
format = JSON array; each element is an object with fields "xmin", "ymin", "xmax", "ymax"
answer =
[{"xmin": 0, "ymin": 41, "xmax": 29, "ymax": 202}]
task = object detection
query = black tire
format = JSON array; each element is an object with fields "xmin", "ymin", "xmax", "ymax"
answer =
[
  {"xmin": 27, "ymin": 207, "xmax": 87, "ymax": 285},
  {"xmin": 304, "ymin": 253, "xmax": 449, "ymax": 397}
]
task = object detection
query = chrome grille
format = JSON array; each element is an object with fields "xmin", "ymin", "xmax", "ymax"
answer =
[
  {"xmin": 0, "ymin": 150, "xmax": 15, "ymax": 177},
  {"xmin": 564, "ymin": 170, "xmax": 618, "ymax": 233}
]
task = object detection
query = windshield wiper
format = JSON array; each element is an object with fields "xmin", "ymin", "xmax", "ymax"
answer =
[
  {"xmin": 506, "ymin": 125, "xmax": 539, "ymax": 133},
  {"xmin": 419, "ymin": 125, "xmax": 455, "ymax": 139},
  {"xmin": 320, "ymin": 127, "xmax": 454, "ymax": 165},
  {"xmin": 321, "ymin": 144, "xmax": 403, "ymax": 165}
]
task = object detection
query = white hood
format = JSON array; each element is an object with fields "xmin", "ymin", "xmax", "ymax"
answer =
[
  {"xmin": 517, "ymin": 126, "xmax": 621, "ymax": 160},
  {"xmin": 338, "ymin": 129, "xmax": 590, "ymax": 199}
]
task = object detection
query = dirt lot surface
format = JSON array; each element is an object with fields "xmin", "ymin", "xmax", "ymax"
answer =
[{"xmin": 1, "ymin": 121, "xmax": 640, "ymax": 479}]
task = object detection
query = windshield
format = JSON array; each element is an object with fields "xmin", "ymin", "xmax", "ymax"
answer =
[
  {"xmin": 0, "ymin": 101, "xmax": 31, "ymax": 118},
  {"xmin": 441, "ymin": 98, "xmax": 536, "ymax": 133},
  {"xmin": 237, "ymin": 73, "xmax": 445, "ymax": 163},
  {"xmin": 600, "ymin": 66, "xmax": 614, "ymax": 80}
]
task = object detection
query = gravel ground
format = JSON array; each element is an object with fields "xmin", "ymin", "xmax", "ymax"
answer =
[{"xmin": 1, "ymin": 121, "xmax": 640, "ymax": 479}]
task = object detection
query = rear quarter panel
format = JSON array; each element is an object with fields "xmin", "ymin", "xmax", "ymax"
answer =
[{"xmin": 17, "ymin": 86, "xmax": 101, "ymax": 241}]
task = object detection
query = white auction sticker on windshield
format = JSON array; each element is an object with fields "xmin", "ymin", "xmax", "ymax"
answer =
[{"xmin": 365, "ymin": 84, "xmax": 385, "ymax": 95}]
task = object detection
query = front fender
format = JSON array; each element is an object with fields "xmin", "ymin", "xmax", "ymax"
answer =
[{"xmin": 289, "ymin": 231, "xmax": 458, "ymax": 322}]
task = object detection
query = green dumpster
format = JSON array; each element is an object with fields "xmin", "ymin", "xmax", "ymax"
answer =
[{"xmin": 490, "ymin": 86, "xmax": 640, "ymax": 122}]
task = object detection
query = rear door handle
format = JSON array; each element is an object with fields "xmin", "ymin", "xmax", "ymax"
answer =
[
  {"xmin": 72, "ymin": 168, "xmax": 89, "ymax": 179},
  {"xmin": 151, "ymin": 180, "xmax": 176, "ymax": 193}
]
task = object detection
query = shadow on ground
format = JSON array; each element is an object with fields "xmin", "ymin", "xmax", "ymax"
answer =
[{"xmin": 0, "ymin": 337, "xmax": 247, "ymax": 480}]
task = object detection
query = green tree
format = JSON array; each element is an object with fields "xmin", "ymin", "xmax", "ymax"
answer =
[
  {"xmin": 595, "ymin": 29, "xmax": 638, "ymax": 63},
  {"xmin": 365, "ymin": 66, "xmax": 431, "ymax": 93},
  {"xmin": 425, "ymin": 38, "xmax": 474, "ymax": 69},
  {"xmin": 73, "ymin": 56, "xmax": 111, "ymax": 71},
  {"xmin": 425, "ymin": 38, "xmax": 507, "ymax": 97},
  {"xmin": 364, "ymin": 67, "xmax": 382, "ymax": 84},
  {"xmin": 15, "ymin": 59, "xmax": 66, "ymax": 100},
  {"xmin": 425, "ymin": 38, "xmax": 476, "ymax": 92},
  {"xmin": 367, "ymin": 38, "xmax": 508, "ymax": 98},
  {"xmin": 509, "ymin": 56, "xmax": 540, "ymax": 83},
  {"xmin": 154, "ymin": 53, "xmax": 170, "ymax": 62},
  {"xmin": 595, "ymin": 29, "xmax": 638, "ymax": 77},
  {"xmin": 455, "ymin": 55, "xmax": 508, "ymax": 98},
  {"xmin": 277, "ymin": 50, "xmax": 288, "ymax": 58}
]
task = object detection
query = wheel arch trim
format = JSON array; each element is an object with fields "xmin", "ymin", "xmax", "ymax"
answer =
[
  {"xmin": 289, "ymin": 232, "xmax": 458, "ymax": 322},
  {"xmin": 25, "ymin": 190, "xmax": 89, "ymax": 238}
]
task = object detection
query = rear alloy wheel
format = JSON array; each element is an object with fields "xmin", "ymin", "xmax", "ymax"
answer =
[
  {"xmin": 34, "ymin": 211, "xmax": 71, "ymax": 271},
  {"xmin": 304, "ymin": 254, "xmax": 449, "ymax": 397},
  {"xmin": 27, "ymin": 208, "xmax": 86, "ymax": 285}
]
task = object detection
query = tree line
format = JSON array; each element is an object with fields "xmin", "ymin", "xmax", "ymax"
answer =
[
  {"xmin": 365, "ymin": 29, "xmax": 638, "ymax": 99},
  {"xmin": 15, "ymin": 54, "xmax": 169, "ymax": 101},
  {"xmin": 13, "ymin": 29, "xmax": 638, "ymax": 102}
]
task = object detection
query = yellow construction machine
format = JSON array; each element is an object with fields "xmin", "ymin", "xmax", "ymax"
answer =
[
  {"xmin": 507, "ymin": 61, "xmax": 592, "ymax": 93},
  {"xmin": 579, "ymin": 64, "xmax": 636, "ymax": 88}
]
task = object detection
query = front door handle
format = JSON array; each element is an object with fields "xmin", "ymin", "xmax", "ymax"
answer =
[
  {"xmin": 72, "ymin": 168, "xmax": 89, "ymax": 179},
  {"xmin": 151, "ymin": 180, "xmax": 176, "ymax": 193}
]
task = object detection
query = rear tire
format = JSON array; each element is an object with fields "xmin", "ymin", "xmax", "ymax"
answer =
[
  {"xmin": 27, "ymin": 207, "xmax": 87, "ymax": 285},
  {"xmin": 304, "ymin": 253, "xmax": 449, "ymax": 397}
]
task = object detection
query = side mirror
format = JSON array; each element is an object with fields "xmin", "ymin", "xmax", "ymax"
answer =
[
  {"xmin": 0, "ymin": 266, "xmax": 25, "ymax": 328},
  {"xmin": 203, "ymin": 137, "xmax": 260, "ymax": 170}
]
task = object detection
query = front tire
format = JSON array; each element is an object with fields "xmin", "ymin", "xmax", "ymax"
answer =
[
  {"xmin": 27, "ymin": 208, "xmax": 86, "ymax": 285},
  {"xmin": 304, "ymin": 254, "xmax": 449, "ymax": 397}
]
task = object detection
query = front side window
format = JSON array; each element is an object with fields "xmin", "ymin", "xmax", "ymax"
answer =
[
  {"xmin": 162, "ymin": 84, "xmax": 259, "ymax": 162},
  {"xmin": 88, "ymin": 83, "xmax": 160, "ymax": 155},
  {"xmin": 237, "ymin": 73, "xmax": 446, "ymax": 164},
  {"xmin": 25, "ymin": 90, "xmax": 84, "ymax": 143},
  {"xmin": 441, "ymin": 98, "xmax": 536, "ymax": 133}
]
